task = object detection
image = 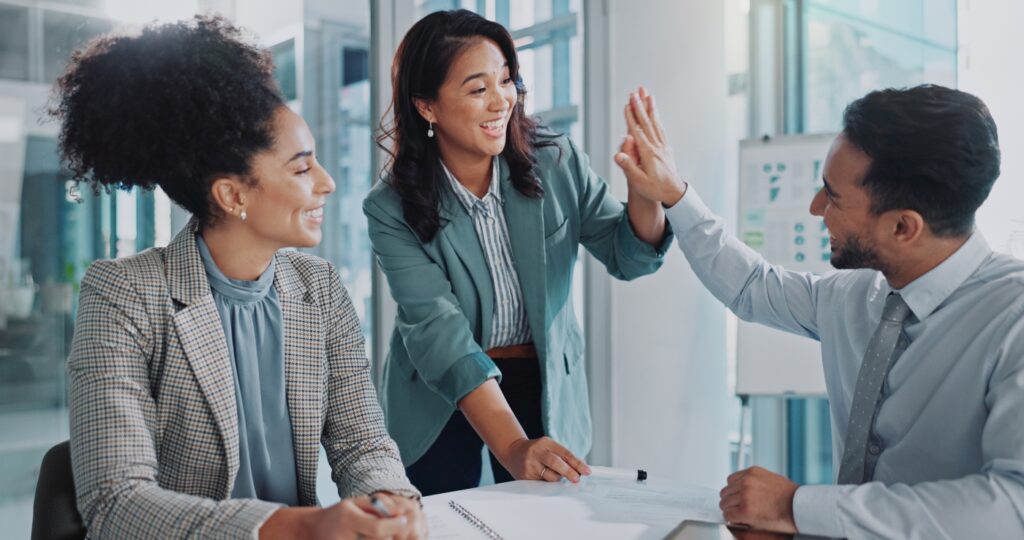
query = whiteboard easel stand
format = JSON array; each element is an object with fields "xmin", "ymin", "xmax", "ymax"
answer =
[{"xmin": 736, "ymin": 394, "xmax": 751, "ymax": 470}]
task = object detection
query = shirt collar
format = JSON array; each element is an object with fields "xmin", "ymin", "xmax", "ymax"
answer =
[
  {"xmin": 195, "ymin": 233, "xmax": 276, "ymax": 303},
  {"xmin": 890, "ymin": 231, "xmax": 992, "ymax": 321},
  {"xmin": 442, "ymin": 156, "xmax": 502, "ymax": 213}
]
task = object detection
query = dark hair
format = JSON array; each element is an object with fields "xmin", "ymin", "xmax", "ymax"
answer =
[
  {"xmin": 377, "ymin": 9, "xmax": 551, "ymax": 242},
  {"xmin": 842, "ymin": 84, "xmax": 1000, "ymax": 237},
  {"xmin": 50, "ymin": 15, "xmax": 284, "ymax": 225}
]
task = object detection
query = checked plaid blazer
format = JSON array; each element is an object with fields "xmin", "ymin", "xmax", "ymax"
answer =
[{"xmin": 67, "ymin": 220, "xmax": 417, "ymax": 539}]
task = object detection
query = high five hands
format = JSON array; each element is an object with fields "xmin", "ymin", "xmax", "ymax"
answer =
[{"xmin": 614, "ymin": 86, "xmax": 688, "ymax": 207}]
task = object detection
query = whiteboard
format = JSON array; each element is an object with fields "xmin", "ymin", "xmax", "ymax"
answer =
[{"xmin": 735, "ymin": 134, "xmax": 835, "ymax": 396}]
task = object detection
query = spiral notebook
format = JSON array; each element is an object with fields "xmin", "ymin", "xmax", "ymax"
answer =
[{"xmin": 448, "ymin": 500, "xmax": 505, "ymax": 540}]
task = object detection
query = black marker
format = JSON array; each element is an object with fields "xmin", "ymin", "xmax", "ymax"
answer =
[{"xmin": 588, "ymin": 465, "xmax": 648, "ymax": 481}]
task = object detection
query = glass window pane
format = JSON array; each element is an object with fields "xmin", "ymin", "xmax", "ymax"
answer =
[
  {"xmin": 0, "ymin": 5, "xmax": 29, "ymax": 81},
  {"xmin": 43, "ymin": 11, "xmax": 114, "ymax": 84},
  {"xmin": 271, "ymin": 39, "xmax": 298, "ymax": 102},
  {"xmin": 806, "ymin": 0, "xmax": 956, "ymax": 49},
  {"xmin": 1, "ymin": 133, "xmax": 75, "ymax": 539},
  {"xmin": 342, "ymin": 47, "xmax": 369, "ymax": 86},
  {"xmin": 52, "ymin": 0, "xmax": 106, "ymax": 8},
  {"xmin": 519, "ymin": 46, "xmax": 552, "ymax": 114},
  {"xmin": 509, "ymin": 0, "xmax": 546, "ymax": 29},
  {"xmin": 801, "ymin": 0, "xmax": 957, "ymax": 133},
  {"xmin": 418, "ymin": 0, "xmax": 469, "ymax": 13}
]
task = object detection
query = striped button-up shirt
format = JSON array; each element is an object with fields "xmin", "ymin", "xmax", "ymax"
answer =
[{"xmin": 442, "ymin": 157, "xmax": 532, "ymax": 349}]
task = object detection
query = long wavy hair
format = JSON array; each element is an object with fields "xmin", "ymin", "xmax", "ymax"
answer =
[{"xmin": 377, "ymin": 9, "xmax": 551, "ymax": 242}]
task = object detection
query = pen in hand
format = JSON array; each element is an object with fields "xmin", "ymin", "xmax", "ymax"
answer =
[{"xmin": 369, "ymin": 495, "xmax": 393, "ymax": 518}]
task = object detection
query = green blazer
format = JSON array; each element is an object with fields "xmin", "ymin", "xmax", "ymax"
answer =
[{"xmin": 363, "ymin": 134, "xmax": 672, "ymax": 464}]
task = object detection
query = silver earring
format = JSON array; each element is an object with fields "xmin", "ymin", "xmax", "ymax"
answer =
[
  {"xmin": 427, "ymin": 121, "xmax": 434, "ymax": 138},
  {"xmin": 240, "ymin": 209, "xmax": 247, "ymax": 221}
]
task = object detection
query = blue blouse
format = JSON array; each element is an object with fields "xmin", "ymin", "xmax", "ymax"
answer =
[{"xmin": 196, "ymin": 235, "xmax": 299, "ymax": 506}]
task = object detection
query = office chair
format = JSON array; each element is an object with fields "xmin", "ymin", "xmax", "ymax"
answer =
[{"xmin": 31, "ymin": 440, "xmax": 86, "ymax": 540}]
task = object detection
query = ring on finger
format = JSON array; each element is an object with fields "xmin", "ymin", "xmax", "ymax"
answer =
[{"xmin": 540, "ymin": 465, "xmax": 548, "ymax": 478}]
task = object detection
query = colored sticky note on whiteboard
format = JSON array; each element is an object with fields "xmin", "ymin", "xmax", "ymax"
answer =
[{"xmin": 742, "ymin": 231, "xmax": 765, "ymax": 248}]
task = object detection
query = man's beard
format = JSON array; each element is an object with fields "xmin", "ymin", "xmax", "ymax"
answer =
[{"xmin": 831, "ymin": 234, "xmax": 889, "ymax": 273}]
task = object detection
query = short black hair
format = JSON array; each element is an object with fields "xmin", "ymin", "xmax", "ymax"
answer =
[
  {"xmin": 50, "ymin": 15, "xmax": 284, "ymax": 224},
  {"xmin": 842, "ymin": 84, "xmax": 1000, "ymax": 237}
]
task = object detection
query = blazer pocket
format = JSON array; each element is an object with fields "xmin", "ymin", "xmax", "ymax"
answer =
[
  {"xmin": 544, "ymin": 216, "xmax": 569, "ymax": 244},
  {"xmin": 563, "ymin": 324, "xmax": 584, "ymax": 374},
  {"xmin": 563, "ymin": 350, "xmax": 584, "ymax": 375}
]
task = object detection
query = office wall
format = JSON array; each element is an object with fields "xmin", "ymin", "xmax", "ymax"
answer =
[
  {"xmin": 959, "ymin": 0, "xmax": 1024, "ymax": 256},
  {"xmin": 600, "ymin": 0, "xmax": 735, "ymax": 489}
]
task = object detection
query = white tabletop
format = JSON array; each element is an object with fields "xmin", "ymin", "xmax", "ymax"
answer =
[{"xmin": 422, "ymin": 470, "xmax": 723, "ymax": 540}]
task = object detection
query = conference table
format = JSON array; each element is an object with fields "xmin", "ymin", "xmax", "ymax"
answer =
[
  {"xmin": 421, "ymin": 470, "xmax": 836, "ymax": 539},
  {"xmin": 669, "ymin": 521, "xmax": 833, "ymax": 539}
]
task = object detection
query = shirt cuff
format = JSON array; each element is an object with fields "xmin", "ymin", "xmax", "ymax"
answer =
[
  {"xmin": 792, "ymin": 484, "xmax": 844, "ymax": 538},
  {"xmin": 435, "ymin": 351, "xmax": 501, "ymax": 406},
  {"xmin": 232, "ymin": 499, "xmax": 285, "ymax": 540},
  {"xmin": 617, "ymin": 204, "xmax": 675, "ymax": 259},
  {"xmin": 663, "ymin": 185, "xmax": 715, "ymax": 233},
  {"xmin": 369, "ymin": 486, "xmax": 423, "ymax": 501}
]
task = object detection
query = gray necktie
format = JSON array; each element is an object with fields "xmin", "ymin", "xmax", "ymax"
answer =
[{"xmin": 837, "ymin": 293, "xmax": 912, "ymax": 484}]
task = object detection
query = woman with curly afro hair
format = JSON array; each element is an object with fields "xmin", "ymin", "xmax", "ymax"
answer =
[{"xmin": 54, "ymin": 16, "xmax": 425, "ymax": 539}]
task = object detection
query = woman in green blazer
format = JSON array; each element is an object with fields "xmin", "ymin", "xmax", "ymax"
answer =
[{"xmin": 364, "ymin": 9, "xmax": 673, "ymax": 496}]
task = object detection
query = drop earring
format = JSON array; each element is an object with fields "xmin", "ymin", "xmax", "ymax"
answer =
[
  {"xmin": 427, "ymin": 121, "xmax": 435, "ymax": 138},
  {"xmin": 240, "ymin": 209, "xmax": 247, "ymax": 221}
]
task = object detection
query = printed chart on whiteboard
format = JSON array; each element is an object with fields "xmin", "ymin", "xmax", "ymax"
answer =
[{"xmin": 738, "ymin": 134, "xmax": 834, "ymax": 273}]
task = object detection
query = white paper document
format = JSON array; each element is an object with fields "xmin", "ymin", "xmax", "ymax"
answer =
[{"xmin": 423, "ymin": 470, "xmax": 724, "ymax": 539}]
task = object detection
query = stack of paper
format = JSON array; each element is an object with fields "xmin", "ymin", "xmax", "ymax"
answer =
[{"xmin": 423, "ymin": 468, "xmax": 724, "ymax": 539}]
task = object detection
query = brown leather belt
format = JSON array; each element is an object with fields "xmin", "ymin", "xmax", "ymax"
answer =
[{"xmin": 485, "ymin": 343, "xmax": 537, "ymax": 359}]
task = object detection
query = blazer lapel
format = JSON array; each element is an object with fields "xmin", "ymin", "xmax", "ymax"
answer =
[
  {"xmin": 500, "ymin": 159, "xmax": 548, "ymax": 352},
  {"xmin": 274, "ymin": 255, "xmax": 323, "ymax": 505},
  {"xmin": 439, "ymin": 184, "xmax": 495, "ymax": 347},
  {"xmin": 166, "ymin": 220, "xmax": 240, "ymax": 496}
]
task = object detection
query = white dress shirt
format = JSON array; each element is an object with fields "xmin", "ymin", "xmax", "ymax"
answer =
[{"xmin": 665, "ymin": 187, "xmax": 1024, "ymax": 539}]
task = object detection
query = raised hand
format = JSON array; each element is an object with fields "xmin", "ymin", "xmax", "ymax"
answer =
[{"xmin": 615, "ymin": 86, "xmax": 688, "ymax": 207}]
